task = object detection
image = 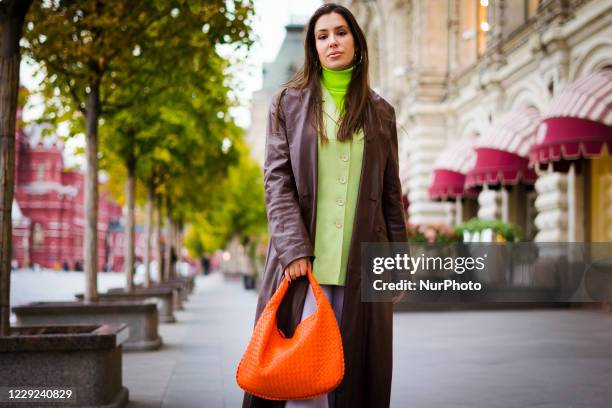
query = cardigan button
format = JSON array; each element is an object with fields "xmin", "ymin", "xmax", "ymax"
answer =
[
  {"xmin": 335, "ymin": 221, "xmax": 343, "ymax": 229},
  {"xmin": 336, "ymin": 198, "xmax": 345, "ymax": 206},
  {"xmin": 338, "ymin": 176, "xmax": 347, "ymax": 184},
  {"xmin": 341, "ymin": 154, "xmax": 349, "ymax": 162}
]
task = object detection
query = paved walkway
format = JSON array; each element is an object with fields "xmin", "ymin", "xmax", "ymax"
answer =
[
  {"xmin": 123, "ymin": 272, "xmax": 256, "ymax": 407},
  {"xmin": 123, "ymin": 273, "xmax": 612, "ymax": 408}
]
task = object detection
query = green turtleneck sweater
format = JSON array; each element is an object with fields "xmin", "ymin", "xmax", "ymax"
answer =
[
  {"xmin": 321, "ymin": 65, "xmax": 353, "ymax": 114},
  {"xmin": 314, "ymin": 64, "xmax": 364, "ymax": 286}
]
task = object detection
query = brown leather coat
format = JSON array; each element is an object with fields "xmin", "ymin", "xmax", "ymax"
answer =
[{"xmin": 242, "ymin": 87, "xmax": 407, "ymax": 408}]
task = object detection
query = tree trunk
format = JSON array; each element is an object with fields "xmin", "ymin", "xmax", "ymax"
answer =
[
  {"xmin": 124, "ymin": 158, "xmax": 135, "ymax": 291},
  {"xmin": 143, "ymin": 179, "xmax": 154, "ymax": 288},
  {"xmin": 164, "ymin": 199, "xmax": 173, "ymax": 281},
  {"xmin": 0, "ymin": 0, "xmax": 33, "ymax": 336},
  {"xmin": 155, "ymin": 193, "xmax": 164, "ymax": 283},
  {"xmin": 83, "ymin": 85, "xmax": 100, "ymax": 302},
  {"xmin": 0, "ymin": 43, "xmax": 18, "ymax": 339},
  {"xmin": 178, "ymin": 219, "xmax": 184, "ymax": 276},
  {"xmin": 171, "ymin": 219, "xmax": 178, "ymax": 280},
  {"xmin": 174, "ymin": 219, "xmax": 181, "ymax": 278}
]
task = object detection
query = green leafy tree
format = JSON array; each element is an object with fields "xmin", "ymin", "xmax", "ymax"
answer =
[
  {"xmin": 184, "ymin": 137, "xmax": 267, "ymax": 257},
  {"xmin": 22, "ymin": 0, "xmax": 253, "ymax": 300},
  {"xmin": 101, "ymin": 48, "xmax": 248, "ymax": 284}
]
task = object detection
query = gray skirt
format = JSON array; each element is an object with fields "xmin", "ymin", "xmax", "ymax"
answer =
[{"xmin": 285, "ymin": 284, "xmax": 345, "ymax": 408}]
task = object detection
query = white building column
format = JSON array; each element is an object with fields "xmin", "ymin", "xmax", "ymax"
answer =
[
  {"xmin": 405, "ymin": 119, "xmax": 452, "ymax": 225},
  {"xmin": 534, "ymin": 168, "xmax": 568, "ymax": 242},
  {"xmin": 477, "ymin": 187, "xmax": 501, "ymax": 221}
]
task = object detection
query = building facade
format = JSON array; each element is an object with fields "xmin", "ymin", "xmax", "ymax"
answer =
[
  {"xmin": 247, "ymin": 22, "xmax": 306, "ymax": 166},
  {"xmin": 333, "ymin": 0, "xmax": 611, "ymax": 242},
  {"xmin": 11, "ymin": 108, "xmax": 127, "ymax": 271}
]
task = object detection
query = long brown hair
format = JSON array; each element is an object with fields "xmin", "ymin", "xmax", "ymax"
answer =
[{"xmin": 275, "ymin": 3, "xmax": 371, "ymax": 143}]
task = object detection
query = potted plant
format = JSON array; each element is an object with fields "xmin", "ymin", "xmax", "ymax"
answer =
[
  {"xmin": 454, "ymin": 218, "xmax": 522, "ymax": 242},
  {"xmin": 402, "ymin": 223, "xmax": 463, "ymax": 303},
  {"xmin": 407, "ymin": 223, "xmax": 462, "ymax": 244}
]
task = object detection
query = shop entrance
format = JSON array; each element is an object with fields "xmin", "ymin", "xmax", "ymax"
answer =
[{"xmin": 588, "ymin": 152, "xmax": 612, "ymax": 243}]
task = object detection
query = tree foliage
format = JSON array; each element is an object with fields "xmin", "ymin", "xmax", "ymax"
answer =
[
  {"xmin": 19, "ymin": 0, "xmax": 254, "ymax": 294},
  {"xmin": 22, "ymin": 0, "xmax": 253, "ymax": 126},
  {"xmin": 184, "ymin": 137, "xmax": 267, "ymax": 256}
]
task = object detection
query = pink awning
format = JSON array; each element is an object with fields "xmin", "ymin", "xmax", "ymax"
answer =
[
  {"xmin": 530, "ymin": 70, "xmax": 612, "ymax": 170},
  {"xmin": 465, "ymin": 148, "xmax": 537, "ymax": 187},
  {"xmin": 428, "ymin": 138, "xmax": 477, "ymax": 201},
  {"xmin": 429, "ymin": 169, "xmax": 478, "ymax": 200},
  {"xmin": 466, "ymin": 108, "xmax": 540, "ymax": 188}
]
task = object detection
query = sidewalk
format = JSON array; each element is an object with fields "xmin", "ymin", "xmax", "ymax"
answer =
[
  {"xmin": 124, "ymin": 272, "xmax": 256, "ymax": 407},
  {"xmin": 123, "ymin": 273, "xmax": 612, "ymax": 407}
]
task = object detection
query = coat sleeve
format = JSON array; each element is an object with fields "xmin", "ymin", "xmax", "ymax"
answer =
[
  {"xmin": 382, "ymin": 108, "xmax": 408, "ymax": 242},
  {"xmin": 263, "ymin": 93, "xmax": 314, "ymax": 273}
]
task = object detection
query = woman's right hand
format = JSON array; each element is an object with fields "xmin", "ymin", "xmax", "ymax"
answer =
[{"xmin": 284, "ymin": 257, "xmax": 312, "ymax": 282}]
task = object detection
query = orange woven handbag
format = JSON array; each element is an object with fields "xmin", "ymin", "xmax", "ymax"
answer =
[{"xmin": 236, "ymin": 269, "xmax": 344, "ymax": 400}]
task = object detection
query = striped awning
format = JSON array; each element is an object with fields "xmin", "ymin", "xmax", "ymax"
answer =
[
  {"xmin": 428, "ymin": 138, "xmax": 478, "ymax": 201},
  {"xmin": 466, "ymin": 107, "xmax": 540, "ymax": 188},
  {"xmin": 530, "ymin": 69, "xmax": 612, "ymax": 170}
]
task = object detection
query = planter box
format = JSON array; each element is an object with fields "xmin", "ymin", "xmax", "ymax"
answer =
[
  {"xmin": 156, "ymin": 279, "xmax": 190, "ymax": 302},
  {"xmin": 12, "ymin": 301, "xmax": 162, "ymax": 351},
  {"xmin": 75, "ymin": 288, "xmax": 176, "ymax": 323},
  {"xmin": 0, "ymin": 324, "xmax": 129, "ymax": 407},
  {"xmin": 134, "ymin": 275, "xmax": 195, "ymax": 296},
  {"xmin": 172, "ymin": 275, "xmax": 195, "ymax": 294},
  {"xmin": 109, "ymin": 283, "xmax": 184, "ymax": 311}
]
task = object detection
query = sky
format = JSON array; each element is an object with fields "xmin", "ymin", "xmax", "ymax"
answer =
[
  {"xmin": 222, "ymin": 0, "xmax": 321, "ymax": 128},
  {"xmin": 19, "ymin": 0, "xmax": 322, "ymax": 168}
]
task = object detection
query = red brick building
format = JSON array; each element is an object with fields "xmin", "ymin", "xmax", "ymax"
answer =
[{"xmin": 11, "ymin": 107, "xmax": 124, "ymax": 271}]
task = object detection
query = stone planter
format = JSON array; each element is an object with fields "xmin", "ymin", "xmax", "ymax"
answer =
[
  {"xmin": 173, "ymin": 275, "xmax": 195, "ymax": 294},
  {"xmin": 109, "ymin": 283, "xmax": 184, "ymax": 311},
  {"xmin": 133, "ymin": 275, "xmax": 194, "ymax": 298},
  {"xmin": 153, "ymin": 281, "xmax": 188, "ymax": 303},
  {"xmin": 75, "ymin": 288, "xmax": 176, "ymax": 323},
  {"xmin": 12, "ymin": 301, "xmax": 162, "ymax": 351},
  {"xmin": 0, "ymin": 324, "xmax": 129, "ymax": 407}
]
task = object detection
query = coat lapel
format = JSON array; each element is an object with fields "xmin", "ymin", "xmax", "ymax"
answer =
[{"xmin": 297, "ymin": 89, "xmax": 318, "ymax": 241}]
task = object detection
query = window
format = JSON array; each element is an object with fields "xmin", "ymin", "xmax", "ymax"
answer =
[
  {"xmin": 588, "ymin": 153, "xmax": 612, "ymax": 242},
  {"xmin": 33, "ymin": 223, "xmax": 45, "ymax": 248},
  {"xmin": 526, "ymin": 0, "xmax": 539, "ymax": 20},
  {"xmin": 477, "ymin": 0, "xmax": 489, "ymax": 56},
  {"xmin": 36, "ymin": 164, "xmax": 45, "ymax": 181},
  {"xmin": 503, "ymin": 185, "xmax": 537, "ymax": 241}
]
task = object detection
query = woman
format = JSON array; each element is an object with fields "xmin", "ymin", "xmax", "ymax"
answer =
[{"xmin": 243, "ymin": 4, "xmax": 407, "ymax": 408}]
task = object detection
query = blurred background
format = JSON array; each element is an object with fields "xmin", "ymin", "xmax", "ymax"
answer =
[
  {"xmin": 9, "ymin": 0, "xmax": 612, "ymax": 279},
  {"xmin": 3, "ymin": 1, "xmax": 611, "ymax": 406}
]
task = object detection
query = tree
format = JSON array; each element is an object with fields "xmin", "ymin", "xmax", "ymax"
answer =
[
  {"xmin": 100, "ymin": 47, "xmax": 248, "ymax": 286},
  {"xmin": 184, "ymin": 137, "xmax": 267, "ymax": 257},
  {"xmin": 0, "ymin": 0, "xmax": 34, "ymax": 336},
  {"xmin": 22, "ymin": 1, "xmax": 253, "ymax": 300}
]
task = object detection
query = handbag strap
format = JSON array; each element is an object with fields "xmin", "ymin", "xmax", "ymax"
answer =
[{"xmin": 267, "ymin": 269, "xmax": 326, "ymax": 315}]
